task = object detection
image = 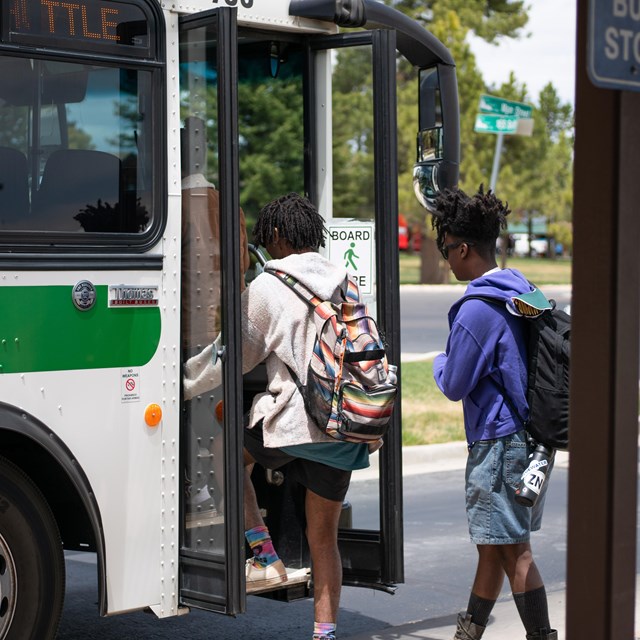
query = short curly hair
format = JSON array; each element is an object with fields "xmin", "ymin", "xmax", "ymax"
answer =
[
  {"xmin": 431, "ymin": 185, "xmax": 510, "ymax": 257},
  {"xmin": 253, "ymin": 192, "xmax": 327, "ymax": 251}
]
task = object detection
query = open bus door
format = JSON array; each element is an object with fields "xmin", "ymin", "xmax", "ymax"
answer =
[
  {"xmin": 176, "ymin": 0, "xmax": 459, "ymax": 613},
  {"xmin": 178, "ymin": 8, "xmax": 246, "ymax": 615},
  {"xmin": 177, "ymin": 10, "xmax": 403, "ymax": 610},
  {"xmin": 308, "ymin": 28, "xmax": 404, "ymax": 591}
]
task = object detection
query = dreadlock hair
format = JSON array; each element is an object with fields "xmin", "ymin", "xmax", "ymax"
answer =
[
  {"xmin": 431, "ymin": 185, "xmax": 510, "ymax": 258},
  {"xmin": 253, "ymin": 192, "xmax": 327, "ymax": 251}
]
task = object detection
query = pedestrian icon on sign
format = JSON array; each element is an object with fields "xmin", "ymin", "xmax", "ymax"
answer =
[{"xmin": 344, "ymin": 242, "xmax": 360, "ymax": 270}]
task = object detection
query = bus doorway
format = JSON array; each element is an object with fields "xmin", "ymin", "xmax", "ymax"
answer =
[{"xmin": 178, "ymin": 8, "xmax": 407, "ymax": 613}]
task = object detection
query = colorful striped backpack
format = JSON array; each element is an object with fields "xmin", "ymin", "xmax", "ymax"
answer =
[{"xmin": 266, "ymin": 268, "xmax": 398, "ymax": 443}]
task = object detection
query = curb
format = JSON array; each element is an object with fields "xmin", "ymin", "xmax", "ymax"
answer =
[{"xmin": 352, "ymin": 442, "xmax": 570, "ymax": 482}]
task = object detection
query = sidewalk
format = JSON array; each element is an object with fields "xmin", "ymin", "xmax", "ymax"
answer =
[
  {"xmin": 348, "ymin": 444, "xmax": 636, "ymax": 640},
  {"xmin": 345, "ymin": 587, "xmax": 566, "ymax": 639},
  {"xmin": 346, "ymin": 579, "xmax": 640, "ymax": 640}
]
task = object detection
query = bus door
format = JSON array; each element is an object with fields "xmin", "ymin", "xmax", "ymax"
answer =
[
  {"xmin": 178, "ymin": 8, "xmax": 245, "ymax": 615},
  {"xmin": 308, "ymin": 29, "xmax": 404, "ymax": 591}
]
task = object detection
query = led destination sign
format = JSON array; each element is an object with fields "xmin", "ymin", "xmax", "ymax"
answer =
[{"xmin": 6, "ymin": 0, "xmax": 151, "ymax": 54}]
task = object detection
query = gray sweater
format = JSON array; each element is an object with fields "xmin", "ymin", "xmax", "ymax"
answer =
[{"xmin": 183, "ymin": 251, "xmax": 348, "ymax": 448}]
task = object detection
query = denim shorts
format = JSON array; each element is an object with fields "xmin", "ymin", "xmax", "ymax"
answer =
[{"xmin": 465, "ymin": 430, "xmax": 552, "ymax": 545}]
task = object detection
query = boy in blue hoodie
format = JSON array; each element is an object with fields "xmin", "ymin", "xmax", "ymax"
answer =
[{"xmin": 432, "ymin": 187, "xmax": 557, "ymax": 640}]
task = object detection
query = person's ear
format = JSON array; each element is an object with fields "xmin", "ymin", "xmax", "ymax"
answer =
[
  {"xmin": 460, "ymin": 242, "xmax": 470, "ymax": 259},
  {"xmin": 272, "ymin": 227, "xmax": 280, "ymax": 244}
]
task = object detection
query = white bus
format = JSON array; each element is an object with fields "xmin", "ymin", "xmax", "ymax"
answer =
[{"xmin": 0, "ymin": 0, "xmax": 459, "ymax": 637}]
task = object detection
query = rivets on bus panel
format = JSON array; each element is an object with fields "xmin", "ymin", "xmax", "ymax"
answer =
[{"xmin": 145, "ymin": 403, "xmax": 163, "ymax": 427}]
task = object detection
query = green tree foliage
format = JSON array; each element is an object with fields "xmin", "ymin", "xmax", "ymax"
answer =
[
  {"xmin": 238, "ymin": 80, "xmax": 305, "ymax": 219},
  {"xmin": 390, "ymin": 0, "xmax": 528, "ymax": 41},
  {"xmin": 473, "ymin": 77, "xmax": 574, "ymax": 234},
  {"xmin": 332, "ymin": 47, "xmax": 375, "ymax": 218}
]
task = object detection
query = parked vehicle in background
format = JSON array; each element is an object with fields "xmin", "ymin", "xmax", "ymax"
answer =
[
  {"xmin": 512, "ymin": 232, "xmax": 549, "ymax": 257},
  {"xmin": 399, "ymin": 214, "xmax": 409, "ymax": 250}
]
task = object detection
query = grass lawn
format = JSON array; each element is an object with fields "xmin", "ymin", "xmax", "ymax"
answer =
[
  {"xmin": 401, "ymin": 358, "xmax": 465, "ymax": 446},
  {"xmin": 399, "ymin": 253, "xmax": 572, "ymax": 285}
]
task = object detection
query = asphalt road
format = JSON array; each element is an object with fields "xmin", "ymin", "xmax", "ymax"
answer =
[
  {"xmin": 400, "ymin": 284, "xmax": 572, "ymax": 355},
  {"xmin": 57, "ymin": 466, "xmax": 569, "ymax": 639}
]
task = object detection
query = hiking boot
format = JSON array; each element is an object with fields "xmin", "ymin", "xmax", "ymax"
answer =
[
  {"xmin": 452, "ymin": 612, "xmax": 486, "ymax": 640},
  {"xmin": 526, "ymin": 630, "xmax": 558, "ymax": 640},
  {"xmin": 245, "ymin": 558, "xmax": 288, "ymax": 593}
]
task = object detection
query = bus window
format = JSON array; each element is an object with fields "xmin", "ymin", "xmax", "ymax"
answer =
[{"xmin": 0, "ymin": 55, "xmax": 155, "ymax": 235}]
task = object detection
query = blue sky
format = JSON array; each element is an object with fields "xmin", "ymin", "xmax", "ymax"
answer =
[{"xmin": 468, "ymin": 0, "xmax": 577, "ymax": 106}]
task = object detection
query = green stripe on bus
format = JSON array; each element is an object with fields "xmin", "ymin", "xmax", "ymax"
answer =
[{"xmin": 0, "ymin": 285, "xmax": 161, "ymax": 373}]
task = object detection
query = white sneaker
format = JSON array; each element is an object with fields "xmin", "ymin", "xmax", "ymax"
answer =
[
  {"xmin": 185, "ymin": 485, "xmax": 224, "ymax": 528},
  {"xmin": 245, "ymin": 558, "xmax": 288, "ymax": 593}
]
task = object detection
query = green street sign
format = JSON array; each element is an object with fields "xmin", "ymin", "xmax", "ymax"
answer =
[
  {"xmin": 479, "ymin": 94, "xmax": 533, "ymax": 119},
  {"xmin": 474, "ymin": 113, "xmax": 519, "ymax": 134}
]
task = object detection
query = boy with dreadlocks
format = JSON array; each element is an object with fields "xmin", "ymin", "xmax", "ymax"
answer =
[
  {"xmin": 432, "ymin": 186, "xmax": 557, "ymax": 640},
  {"xmin": 184, "ymin": 192, "xmax": 370, "ymax": 640}
]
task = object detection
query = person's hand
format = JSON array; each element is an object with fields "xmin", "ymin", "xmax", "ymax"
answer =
[{"xmin": 183, "ymin": 343, "xmax": 221, "ymax": 399}]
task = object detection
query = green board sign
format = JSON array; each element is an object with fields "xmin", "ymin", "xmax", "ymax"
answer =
[
  {"xmin": 474, "ymin": 113, "xmax": 519, "ymax": 134},
  {"xmin": 479, "ymin": 94, "xmax": 533, "ymax": 119}
]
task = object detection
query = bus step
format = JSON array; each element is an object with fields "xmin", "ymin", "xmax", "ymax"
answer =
[{"xmin": 251, "ymin": 567, "xmax": 311, "ymax": 602}]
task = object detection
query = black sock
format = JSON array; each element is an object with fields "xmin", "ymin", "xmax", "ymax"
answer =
[
  {"xmin": 513, "ymin": 586, "xmax": 551, "ymax": 635},
  {"xmin": 466, "ymin": 592, "xmax": 496, "ymax": 627}
]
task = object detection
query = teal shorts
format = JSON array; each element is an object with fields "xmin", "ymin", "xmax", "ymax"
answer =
[{"xmin": 244, "ymin": 422, "xmax": 352, "ymax": 503}]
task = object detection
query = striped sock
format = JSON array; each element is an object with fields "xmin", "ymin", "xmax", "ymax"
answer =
[
  {"xmin": 313, "ymin": 621, "xmax": 336, "ymax": 639},
  {"xmin": 245, "ymin": 525, "xmax": 279, "ymax": 568}
]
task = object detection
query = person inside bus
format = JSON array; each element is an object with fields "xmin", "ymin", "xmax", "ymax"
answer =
[
  {"xmin": 181, "ymin": 115, "xmax": 250, "ymax": 523},
  {"xmin": 183, "ymin": 193, "xmax": 370, "ymax": 640},
  {"xmin": 431, "ymin": 186, "xmax": 557, "ymax": 640}
]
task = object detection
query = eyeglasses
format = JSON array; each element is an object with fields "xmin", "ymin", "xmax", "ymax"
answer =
[{"xmin": 440, "ymin": 240, "xmax": 475, "ymax": 260}]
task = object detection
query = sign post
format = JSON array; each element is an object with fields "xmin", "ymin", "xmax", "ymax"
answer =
[{"xmin": 475, "ymin": 94, "xmax": 535, "ymax": 192}]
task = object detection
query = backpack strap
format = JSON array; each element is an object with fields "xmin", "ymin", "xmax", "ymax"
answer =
[{"xmin": 265, "ymin": 267, "xmax": 357, "ymax": 307}]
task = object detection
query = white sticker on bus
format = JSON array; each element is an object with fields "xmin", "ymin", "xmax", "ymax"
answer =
[{"xmin": 121, "ymin": 368, "xmax": 141, "ymax": 403}]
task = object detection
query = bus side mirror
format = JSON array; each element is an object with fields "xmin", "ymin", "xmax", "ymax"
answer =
[{"xmin": 413, "ymin": 65, "xmax": 459, "ymax": 213}]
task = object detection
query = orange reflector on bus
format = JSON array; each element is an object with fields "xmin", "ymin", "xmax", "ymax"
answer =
[
  {"xmin": 215, "ymin": 400, "xmax": 224, "ymax": 423},
  {"xmin": 145, "ymin": 403, "xmax": 162, "ymax": 427}
]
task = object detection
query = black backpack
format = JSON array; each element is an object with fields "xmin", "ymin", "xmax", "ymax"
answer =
[{"xmin": 463, "ymin": 291, "xmax": 571, "ymax": 450}]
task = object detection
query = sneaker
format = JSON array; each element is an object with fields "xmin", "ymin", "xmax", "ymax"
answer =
[
  {"xmin": 185, "ymin": 503, "xmax": 224, "ymax": 528},
  {"xmin": 245, "ymin": 558, "xmax": 288, "ymax": 593},
  {"xmin": 185, "ymin": 484, "xmax": 224, "ymax": 528}
]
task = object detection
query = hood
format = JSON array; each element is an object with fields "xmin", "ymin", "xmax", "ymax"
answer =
[
  {"xmin": 265, "ymin": 252, "xmax": 348, "ymax": 300},
  {"xmin": 449, "ymin": 268, "xmax": 535, "ymax": 321}
]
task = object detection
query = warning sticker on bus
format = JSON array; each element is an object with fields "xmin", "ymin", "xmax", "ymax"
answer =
[{"xmin": 121, "ymin": 368, "xmax": 141, "ymax": 403}]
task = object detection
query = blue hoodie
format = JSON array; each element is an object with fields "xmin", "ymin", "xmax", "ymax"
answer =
[{"xmin": 433, "ymin": 269, "xmax": 533, "ymax": 446}]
